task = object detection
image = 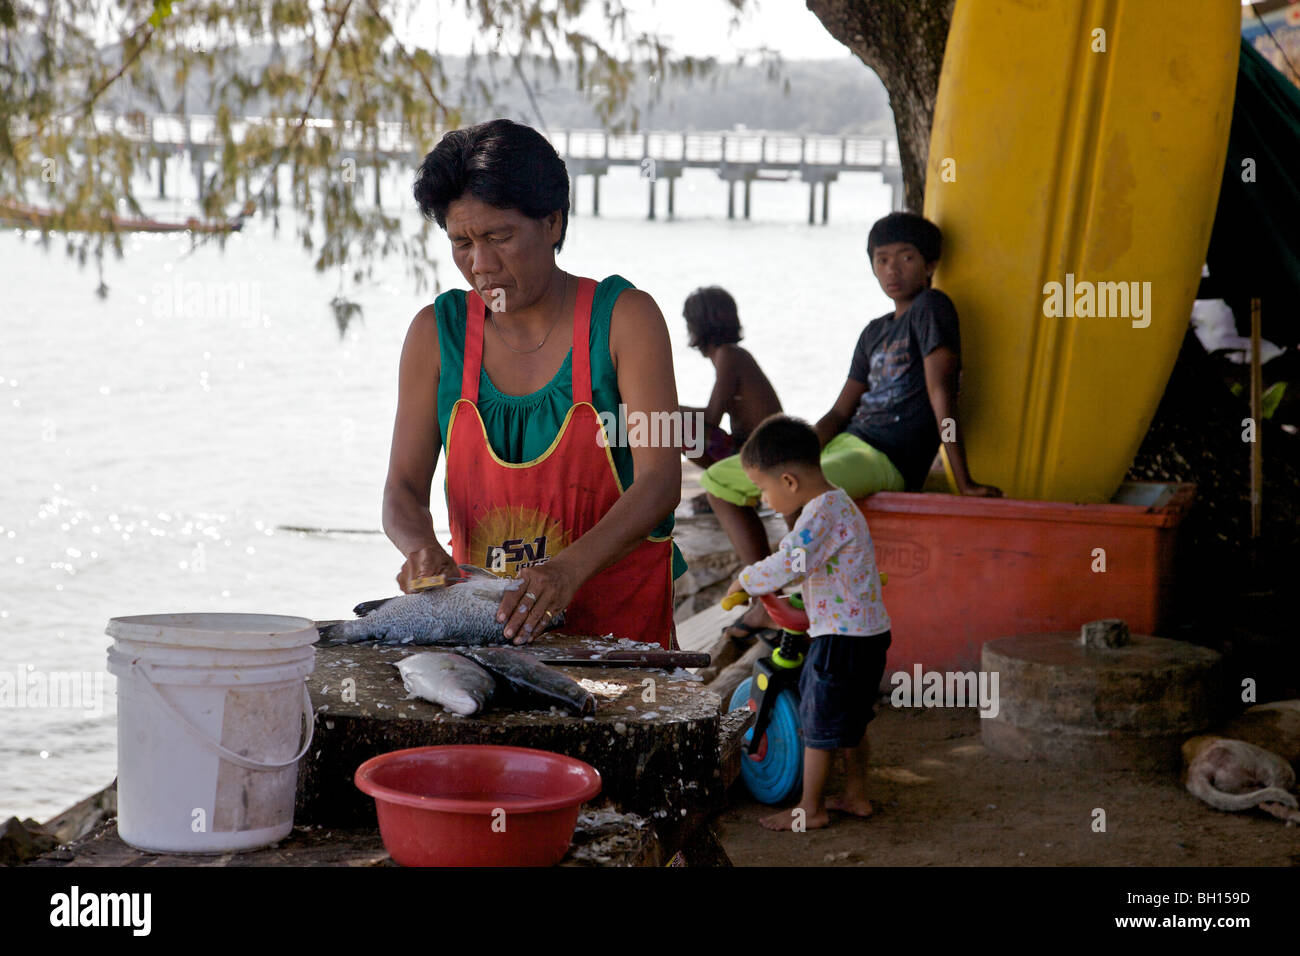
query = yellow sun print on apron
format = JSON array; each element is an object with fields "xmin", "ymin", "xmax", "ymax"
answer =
[{"xmin": 469, "ymin": 505, "xmax": 571, "ymax": 576}]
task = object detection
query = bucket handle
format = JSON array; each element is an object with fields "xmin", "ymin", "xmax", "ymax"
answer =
[{"xmin": 130, "ymin": 661, "xmax": 316, "ymax": 772}]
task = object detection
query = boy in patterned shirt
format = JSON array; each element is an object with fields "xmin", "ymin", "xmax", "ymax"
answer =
[{"xmin": 724, "ymin": 414, "xmax": 891, "ymax": 831}]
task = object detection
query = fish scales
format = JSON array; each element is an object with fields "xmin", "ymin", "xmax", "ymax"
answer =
[{"xmin": 315, "ymin": 565, "xmax": 565, "ymax": 646}]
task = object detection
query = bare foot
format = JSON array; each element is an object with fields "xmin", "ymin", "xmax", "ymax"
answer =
[
  {"xmin": 825, "ymin": 795, "xmax": 874, "ymax": 818},
  {"xmin": 758, "ymin": 805, "xmax": 831, "ymax": 831}
]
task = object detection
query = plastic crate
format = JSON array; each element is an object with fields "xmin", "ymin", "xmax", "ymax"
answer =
[{"xmin": 859, "ymin": 482, "xmax": 1195, "ymax": 673}]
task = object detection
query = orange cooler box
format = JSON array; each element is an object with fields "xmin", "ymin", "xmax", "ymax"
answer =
[{"xmin": 859, "ymin": 482, "xmax": 1194, "ymax": 674}]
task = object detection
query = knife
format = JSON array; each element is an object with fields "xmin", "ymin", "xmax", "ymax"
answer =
[{"xmin": 541, "ymin": 651, "xmax": 710, "ymax": 669}]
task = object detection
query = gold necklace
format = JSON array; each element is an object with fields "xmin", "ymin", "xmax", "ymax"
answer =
[{"xmin": 487, "ymin": 277, "xmax": 569, "ymax": 354}]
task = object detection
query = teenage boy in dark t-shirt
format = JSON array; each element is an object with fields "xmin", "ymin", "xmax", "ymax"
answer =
[{"xmin": 827, "ymin": 211, "xmax": 1000, "ymax": 497}]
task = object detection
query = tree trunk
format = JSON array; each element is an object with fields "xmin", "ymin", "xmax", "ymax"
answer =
[{"xmin": 805, "ymin": 0, "xmax": 954, "ymax": 211}]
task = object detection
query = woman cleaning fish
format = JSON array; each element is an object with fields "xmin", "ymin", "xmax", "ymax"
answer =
[{"xmin": 374, "ymin": 118, "xmax": 687, "ymax": 649}]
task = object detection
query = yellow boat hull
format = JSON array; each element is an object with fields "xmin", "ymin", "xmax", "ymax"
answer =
[{"xmin": 924, "ymin": 0, "xmax": 1239, "ymax": 502}]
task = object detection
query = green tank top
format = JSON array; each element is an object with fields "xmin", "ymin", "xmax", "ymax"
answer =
[{"xmin": 434, "ymin": 274, "xmax": 686, "ymax": 579}]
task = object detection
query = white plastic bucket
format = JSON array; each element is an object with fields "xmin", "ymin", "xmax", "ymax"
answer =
[{"xmin": 105, "ymin": 613, "xmax": 318, "ymax": 854}]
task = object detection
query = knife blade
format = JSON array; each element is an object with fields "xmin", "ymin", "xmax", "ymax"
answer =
[{"xmin": 541, "ymin": 651, "xmax": 710, "ymax": 668}]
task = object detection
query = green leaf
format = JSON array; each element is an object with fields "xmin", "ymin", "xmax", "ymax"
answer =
[
  {"xmin": 1262, "ymin": 381, "xmax": 1287, "ymax": 420},
  {"xmin": 148, "ymin": 0, "xmax": 174, "ymax": 29}
]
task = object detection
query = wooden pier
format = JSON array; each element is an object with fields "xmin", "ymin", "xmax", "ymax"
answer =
[
  {"xmin": 79, "ymin": 113, "xmax": 902, "ymax": 223},
  {"xmin": 555, "ymin": 129, "xmax": 903, "ymax": 222}
]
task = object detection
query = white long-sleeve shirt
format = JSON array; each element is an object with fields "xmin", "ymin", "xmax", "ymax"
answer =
[{"xmin": 738, "ymin": 488, "xmax": 890, "ymax": 638}]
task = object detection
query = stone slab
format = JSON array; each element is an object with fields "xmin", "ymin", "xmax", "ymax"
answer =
[{"xmin": 981, "ymin": 632, "xmax": 1225, "ymax": 771}]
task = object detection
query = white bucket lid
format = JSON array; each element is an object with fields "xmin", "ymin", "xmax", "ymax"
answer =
[{"xmin": 106, "ymin": 613, "xmax": 320, "ymax": 651}]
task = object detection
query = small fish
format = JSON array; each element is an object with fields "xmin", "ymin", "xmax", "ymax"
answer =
[
  {"xmin": 315, "ymin": 565, "xmax": 565, "ymax": 646},
  {"xmin": 395, "ymin": 652, "xmax": 496, "ymax": 716},
  {"xmin": 456, "ymin": 647, "xmax": 596, "ymax": 717}
]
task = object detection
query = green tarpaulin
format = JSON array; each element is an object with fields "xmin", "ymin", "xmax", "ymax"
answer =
[{"xmin": 1204, "ymin": 39, "xmax": 1300, "ymax": 346}]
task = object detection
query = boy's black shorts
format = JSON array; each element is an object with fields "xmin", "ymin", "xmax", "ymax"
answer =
[{"xmin": 798, "ymin": 630, "xmax": 892, "ymax": 750}]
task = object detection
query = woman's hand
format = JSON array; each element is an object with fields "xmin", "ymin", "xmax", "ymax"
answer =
[
  {"xmin": 497, "ymin": 558, "xmax": 582, "ymax": 644},
  {"xmin": 396, "ymin": 543, "xmax": 461, "ymax": 593},
  {"xmin": 959, "ymin": 481, "xmax": 1003, "ymax": 498},
  {"xmin": 725, "ymin": 577, "xmax": 748, "ymax": 598}
]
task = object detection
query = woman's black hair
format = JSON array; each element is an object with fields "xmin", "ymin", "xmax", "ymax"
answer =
[
  {"xmin": 683, "ymin": 286, "xmax": 743, "ymax": 350},
  {"xmin": 413, "ymin": 119, "xmax": 571, "ymax": 252},
  {"xmin": 740, "ymin": 414, "xmax": 821, "ymax": 473}
]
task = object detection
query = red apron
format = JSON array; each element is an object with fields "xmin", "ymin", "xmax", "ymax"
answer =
[{"xmin": 445, "ymin": 277, "xmax": 677, "ymax": 649}]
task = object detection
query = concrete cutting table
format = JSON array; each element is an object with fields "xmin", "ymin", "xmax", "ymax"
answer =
[{"xmin": 297, "ymin": 636, "xmax": 745, "ymax": 833}]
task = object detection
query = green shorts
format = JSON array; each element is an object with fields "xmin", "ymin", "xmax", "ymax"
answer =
[{"xmin": 698, "ymin": 431, "xmax": 905, "ymax": 507}]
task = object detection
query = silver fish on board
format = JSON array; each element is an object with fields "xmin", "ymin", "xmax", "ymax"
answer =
[
  {"xmin": 456, "ymin": 646, "xmax": 596, "ymax": 717},
  {"xmin": 394, "ymin": 652, "xmax": 496, "ymax": 716}
]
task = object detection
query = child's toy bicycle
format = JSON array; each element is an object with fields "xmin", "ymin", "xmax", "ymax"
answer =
[
  {"xmin": 720, "ymin": 590, "xmax": 812, "ymax": 805},
  {"xmin": 721, "ymin": 573, "xmax": 889, "ymax": 804}
]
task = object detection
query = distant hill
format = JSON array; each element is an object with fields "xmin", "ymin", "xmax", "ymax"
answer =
[
  {"xmin": 91, "ymin": 44, "xmax": 895, "ymax": 136},
  {"xmin": 485, "ymin": 56, "xmax": 896, "ymax": 135}
]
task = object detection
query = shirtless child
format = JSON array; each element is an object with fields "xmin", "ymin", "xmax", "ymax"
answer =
[{"xmin": 679, "ymin": 286, "xmax": 782, "ymax": 469}]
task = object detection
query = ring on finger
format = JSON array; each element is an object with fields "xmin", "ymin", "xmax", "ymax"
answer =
[
  {"xmin": 542, "ymin": 609, "xmax": 554, "ymax": 620},
  {"xmin": 525, "ymin": 591, "xmax": 538, "ymax": 601}
]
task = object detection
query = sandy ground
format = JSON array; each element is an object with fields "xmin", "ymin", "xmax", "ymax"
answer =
[{"xmin": 713, "ymin": 705, "xmax": 1300, "ymax": 867}]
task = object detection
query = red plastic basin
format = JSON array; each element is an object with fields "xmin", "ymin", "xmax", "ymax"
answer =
[{"xmin": 354, "ymin": 745, "xmax": 602, "ymax": 867}]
